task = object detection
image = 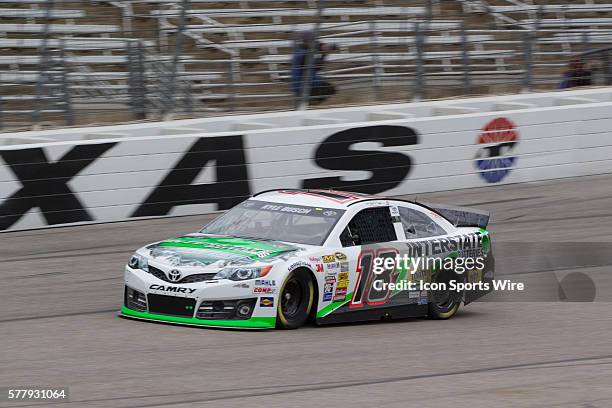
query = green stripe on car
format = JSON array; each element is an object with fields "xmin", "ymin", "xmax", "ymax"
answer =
[
  {"xmin": 121, "ymin": 307, "xmax": 276, "ymax": 329},
  {"xmin": 157, "ymin": 236, "xmax": 294, "ymax": 260}
]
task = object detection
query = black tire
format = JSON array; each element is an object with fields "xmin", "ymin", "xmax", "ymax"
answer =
[
  {"xmin": 276, "ymin": 269, "xmax": 315, "ymax": 329},
  {"xmin": 427, "ymin": 270, "xmax": 463, "ymax": 320}
]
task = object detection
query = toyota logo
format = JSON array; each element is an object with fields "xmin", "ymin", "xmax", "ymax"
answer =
[{"xmin": 168, "ymin": 269, "xmax": 182, "ymax": 282}]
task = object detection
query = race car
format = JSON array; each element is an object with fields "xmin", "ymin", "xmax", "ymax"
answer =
[{"xmin": 121, "ymin": 189, "xmax": 494, "ymax": 329}]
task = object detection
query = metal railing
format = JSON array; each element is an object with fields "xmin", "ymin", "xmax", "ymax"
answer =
[{"xmin": 1, "ymin": 0, "xmax": 611, "ymax": 132}]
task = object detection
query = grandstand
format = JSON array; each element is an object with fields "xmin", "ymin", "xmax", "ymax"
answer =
[{"xmin": 0, "ymin": 0, "xmax": 611, "ymax": 131}]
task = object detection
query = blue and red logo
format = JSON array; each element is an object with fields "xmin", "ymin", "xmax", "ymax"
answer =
[{"xmin": 474, "ymin": 117, "xmax": 519, "ymax": 183}]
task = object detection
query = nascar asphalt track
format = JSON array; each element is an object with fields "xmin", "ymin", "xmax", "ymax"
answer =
[{"xmin": 2, "ymin": 174, "xmax": 612, "ymax": 408}]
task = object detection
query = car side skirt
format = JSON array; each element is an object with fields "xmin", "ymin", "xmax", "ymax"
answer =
[{"xmin": 316, "ymin": 303, "xmax": 428, "ymax": 325}]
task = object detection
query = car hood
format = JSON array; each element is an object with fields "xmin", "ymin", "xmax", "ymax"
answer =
[{"xmin": 144, "ymin": 234, "xmax": 302, "ymax": 268}]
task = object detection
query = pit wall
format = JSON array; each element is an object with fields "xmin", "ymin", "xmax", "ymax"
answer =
[{"xmin": 1, "ymin": 88, "xmax": 611, "ymax": 231}]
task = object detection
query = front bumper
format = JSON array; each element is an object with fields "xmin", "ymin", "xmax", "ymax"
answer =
[
  {"xmin": 120, "ymin": 306, "xmax": 276, "ymax": 329},
  {"xmin": 121, "ymin": 266, "xmax": 278, "ymax": 329}
]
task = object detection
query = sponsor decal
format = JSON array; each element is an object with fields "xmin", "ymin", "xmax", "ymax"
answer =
[
  {"xmin": 322, "ymin": 255, "xmax": 336, "ymax": 263},
  {"xmin": 474, "ymin": 117, "xmax": 519, "ymax": 183},
  {"xmin": 149, "ymin": 284, "xmax": 196, "ymax": 294},
  {"xmin": 232, "ymin": 283, "xmax": 250, "ymax": 288},
  {"xmin": 155, "ymin": 236, "xmax": 295, "ymax": 261},
  {"xmin": 418, "ymin": 290, "xmax": 429, "ymax": 305},
  {"xmin": 255, "ymin": 279, "xmax": 276, "ymax": 286},
  {"xmin": 335, "ymin": 252, "xmax": 348, "ymax": 261},
  {"xmin": 259, "ymin": 297, "xmax": 274, "ymax": 307},
  {"xmin": 390, "ymin": 206, "xmax": 401, "ymax": 223},
  {"xmin": 334, "ymin": 265, "xmax": 349, "ymax": 301},
  {"xmin": 340, "ymin": 262, "xmax": 349, "ymax": 272},
  {"xmin": 333, "ymin": 287, "xmax": 347, "ymax": 302},
  {"xmin": 288, "ymin": 261, "xmax": 309, "ymax": 271},
  {"xmin": 325, "ymin": 262, "xmax": 340, "ymax": 270},
  {"xmin": 261, "ymin": 204, "xmax": 311, "ymax": 215},
  {"xmin": 468, "ymin": 269, "xmax": 483, "ymax": 284},
  {"xmin": 402, "ymin": 232, "xmax": 486, "ymax": 258},
  {"xmin": 409, "ymin": 291, "xmax": 420, "ymax": 299},
  {"xmin": 308, "ymin": 257, "xmax": 325, "ymax": 273},
  {"xmin": 323, "ymin": 274, "xmax": 336, "ymax": 302},
  {"xmin": 254, "ymin": 287, "xmax": 276, "ymax": 294}
]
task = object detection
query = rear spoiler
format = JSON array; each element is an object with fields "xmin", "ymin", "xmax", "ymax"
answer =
[{"xmin": 421, "ymin": 203, "xmax": 490, "ymax": 229}]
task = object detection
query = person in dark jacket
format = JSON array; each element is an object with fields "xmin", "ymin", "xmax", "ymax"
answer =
[
  {"xmin": 559, "ymin": 58, "xmax": 592, "ymax": 89},
  {"xmin": 291, "ymin": 31, "xmax": 336, "ymax": 105}
]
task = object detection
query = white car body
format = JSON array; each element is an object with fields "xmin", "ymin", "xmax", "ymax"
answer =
[{"xmin": 121, "ymin": 189, "xmax": 493, "ymax": 329}]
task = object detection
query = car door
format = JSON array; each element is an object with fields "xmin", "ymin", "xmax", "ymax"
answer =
[
  {"xmin": 317, "ymin": 203, "xmax": 437, "ymax": 325},
  {"xmin": 337, "ymin": 205, "xmax": 402, "ymax": 308}
]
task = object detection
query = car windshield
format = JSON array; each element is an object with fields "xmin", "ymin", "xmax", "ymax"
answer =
[{"xmin": 200, "ymin": 200, "xmax": 345, "ymax": 245}]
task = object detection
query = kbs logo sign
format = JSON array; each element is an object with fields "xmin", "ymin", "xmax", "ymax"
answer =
[{"xmin": 474, "ymin": 117, "xmax": 519, "ymax": 183}]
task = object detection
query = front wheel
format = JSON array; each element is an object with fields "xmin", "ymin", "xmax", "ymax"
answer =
[{"xmin": 276, "ymin": 269, "xmax": 315, "ymax": 329}]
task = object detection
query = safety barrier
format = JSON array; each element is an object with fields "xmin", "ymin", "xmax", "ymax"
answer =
[{"xmin": 1, "ymin": 88, "xmax": 611, "ymax": 231}]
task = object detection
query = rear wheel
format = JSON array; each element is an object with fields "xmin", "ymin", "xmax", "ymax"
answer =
[
  {"xmin": 276, "ymin": 269, "xmax": 315, "ymax": 329},
  {"xmin": 427, "ymin": 270, "xmax": 463, "ymax": 319}
]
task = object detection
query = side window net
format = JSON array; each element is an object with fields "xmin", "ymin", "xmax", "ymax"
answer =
[{"xmin": 343, "ymin": 207, "xmax": 397, "ymax": 246}]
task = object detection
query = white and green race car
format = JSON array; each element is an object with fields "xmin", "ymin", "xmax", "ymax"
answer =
[{"xmin": 121, "ymin": 189, "xmax": 494, "ymax": 329}]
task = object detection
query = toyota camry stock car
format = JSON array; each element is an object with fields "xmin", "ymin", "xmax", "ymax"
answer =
[{"xmin": 121, "ymin": 189, "xmax": 494, "ymax": 329}]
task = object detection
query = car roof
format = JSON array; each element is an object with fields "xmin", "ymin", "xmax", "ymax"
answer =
[{"xmin": 251, "ymin": 189, "xmax": 384, "ymax": 209}]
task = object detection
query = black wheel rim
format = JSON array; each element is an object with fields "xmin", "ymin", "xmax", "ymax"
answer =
[
  {"xmin": 431, "ymin": 271, "xmax": 459, "ymax": 310},
  {"xmin": 281, "ymin": 279, "xmax": 302, "ymax": 318}
]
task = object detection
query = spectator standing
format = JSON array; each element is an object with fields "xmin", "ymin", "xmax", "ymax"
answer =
[
  {"xmin": 559, "ymin": 58, "xmax": 592, "ymax": 89},
  {"xmin": 291, "ymin": 31, "xmax": 336, "ymax": 105}
]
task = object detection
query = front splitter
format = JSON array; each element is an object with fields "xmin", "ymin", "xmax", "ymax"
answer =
[{"xmin": 120, "ymin": 306, "xmax": 276, "ymax": 329}]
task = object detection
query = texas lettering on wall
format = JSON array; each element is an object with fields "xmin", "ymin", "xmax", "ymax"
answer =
[{"xmin": 0, "ymin": 127, "xmax": 420, "ymax": 231}]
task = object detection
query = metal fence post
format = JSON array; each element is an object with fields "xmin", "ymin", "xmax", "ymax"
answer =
[
  {"xmin": 522, "ymin": 30, "xmax": 534, "ymax": 92},
  {"xmin": 227, "ymin": 58, "xmax": 237, "ymax": 112},
  {"xmin": 414, "ymin": 22, "xmax": 425, "ymax": 100},
  {"xmin": 0, "ymin": 94, "xmax": 3, "ymax": 131},
  {"xmin": 603, "ymin": 50, "xmax": 612, "ymax": 86},
  {"xmin": 32, "ymin": 0, "xmax": 54, "ymax": 127},
  {"xmin": 59, "ymin": 39, "xmax": 74, "ymax": 126},
  {"xmin": 460, "ymin": 21, "xmax": 472, "ymax": 94},
  {"xmin": 369, "ymin": 20, "xmax": 382, "ymax": 102},
  {"xmin": 162, "ymin": 0, "xmax": 190, "ymax": 118},
  {"xmin": 582, "ymin": 32, "xmax": 590, "ymax": 52},
  {"xmin": 127, "ymin": 40, "xmax": 147, "ymax": 119}
]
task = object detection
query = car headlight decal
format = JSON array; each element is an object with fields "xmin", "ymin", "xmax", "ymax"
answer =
[
  {"xmin": 214, "ymin": 265, "xmax": 272, "ymax": 281},
  {"xmin": 128, "ymin": 254, "xmax": 149, "ymax": 272}
]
